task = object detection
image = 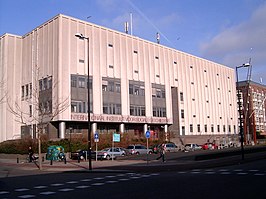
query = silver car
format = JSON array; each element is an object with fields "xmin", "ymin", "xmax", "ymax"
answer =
[
  {"xmin": 127, "ymin": 145, "xmax": 152, "ymax": 155},
  {"xmin": 97, "ymin": 147, "xmax": 127, "ymax": 160}
]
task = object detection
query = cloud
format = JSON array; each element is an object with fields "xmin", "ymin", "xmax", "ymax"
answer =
[{"xmin": 200, "ymin": 2, "xmax": 266, "ymax": 74}]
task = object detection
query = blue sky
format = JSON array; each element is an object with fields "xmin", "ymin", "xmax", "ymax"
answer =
[{"xmin": 1, "ymin": 0, "xmax": 265, "ymax": 83}]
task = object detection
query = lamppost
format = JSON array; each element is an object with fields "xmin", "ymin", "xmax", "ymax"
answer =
[
  {"xmin": 69, "ymin": 127, "xmax": 73, "ymax": 159},
  {"xmin": 75, "ymin": 33, "xmax": 92, "ymax": 170},
  {"xmin": 236, "ymin": 63, "xmax": 250, "ymax": 161}
]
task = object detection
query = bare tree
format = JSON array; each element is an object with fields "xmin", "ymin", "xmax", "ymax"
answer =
[
  {"xmin": 0, "ymin": 76, "xmax": 7, "ymax": 104},
  {"xmin": 8, "ymin": 65, "xmax": 69, "ymax": 170}
]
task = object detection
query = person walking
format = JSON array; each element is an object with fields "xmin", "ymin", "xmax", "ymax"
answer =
[{"xmin": 156, "ymin": 143, "xmax": 166, "ymax": 162}]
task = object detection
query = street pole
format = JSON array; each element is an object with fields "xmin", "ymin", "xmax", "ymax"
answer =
[
  {"xmin": 236, "ymin": 63, "xmax": 250, "ymax": 161},
  {"xmin": 75, "ymin": 33, "xmax": 92, "ymax": 170}
]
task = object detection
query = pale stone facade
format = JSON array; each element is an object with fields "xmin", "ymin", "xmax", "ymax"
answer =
[{"xmin": 0, "ymin": 14, "xmax": 238, "ymax": 143}]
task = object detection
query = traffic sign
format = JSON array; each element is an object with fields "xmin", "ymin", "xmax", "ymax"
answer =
[
  {"xmin": 145, "ymin": 131, "xmax": 150, "ymax": 139},
  {"xmin": 113, "ymin": 133, "xmax": 120, "ymax": 142},
  {"xmin": 94, "ymin": 132, "xmax": 99, "ymax": 142}
]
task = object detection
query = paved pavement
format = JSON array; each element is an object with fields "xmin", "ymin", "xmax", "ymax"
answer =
[{"xmin": 0, "ymin": 146, "xmax": 266, "ymax": 178}]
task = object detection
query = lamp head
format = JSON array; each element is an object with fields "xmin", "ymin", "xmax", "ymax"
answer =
[{"xmin": 75, "ymin": 33, "xmax": 85, "ymax": 39}]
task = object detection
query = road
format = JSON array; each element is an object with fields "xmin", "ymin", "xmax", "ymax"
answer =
[{"xmin": 1, "ymin": 158, "xmax": 265, "ymax": 199}]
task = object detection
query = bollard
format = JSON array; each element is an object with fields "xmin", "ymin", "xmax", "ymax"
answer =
[
  {"xmin": 78, "ymin": 156, "xmax": 80, "ymax": 163},
  {"xmin": 50, "ymin": 160, "xmax": 53, "ymax": 165},
  {"xmin": 42, "ymin": 156, "xmax": 44, "ymax": 162},
  {"xmin": 64, "ymin": 158, "xmax": 66, "ymax": 164},
  {"xmin": 17, "ymin": 157, "xmax": 19, "ymax": 163}
]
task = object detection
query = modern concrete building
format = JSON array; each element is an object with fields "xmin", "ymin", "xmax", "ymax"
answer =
[
  {"xmin": 237, "ymin": 80, "xmax": 266, "ymax": 144},
  {"xmin": 0, "ymin": 14, "xmax": 238, "ymax": 144}
]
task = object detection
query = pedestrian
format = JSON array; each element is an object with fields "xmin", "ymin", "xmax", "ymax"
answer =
[
  {"xmin": 156, "ymin": 143, "xmax": 166, "ymax": 162},
  {"xmin": 28, "ymin": 146, "xmax": 34, "ymax": 162}
]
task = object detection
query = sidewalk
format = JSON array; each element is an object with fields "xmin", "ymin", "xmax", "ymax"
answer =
[{"xmin": 1, "ymin": 147, "xmax": 266, "ymax": 177}]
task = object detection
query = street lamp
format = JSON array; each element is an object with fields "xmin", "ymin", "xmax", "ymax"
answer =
[
  {"xmin": 75, "ymin": 33, "xmax": 92, "ymax": 170},
  {"xmin": 236, "ymin": 63, "xmax": 250, "ymax": 161}
]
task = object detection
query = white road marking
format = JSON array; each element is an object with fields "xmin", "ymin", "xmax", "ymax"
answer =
[
  {"xmin": 219, "ymin": 169, "xmax": 228, "ymax": 172},
  {"xmin": 58, "ymin": 188, "xmax": 74, "ymax": 192},
  {"xmin": 76, "ymin": 185, "xmax": 90, "ymax": 189},
  {"xmin": 178, "ymin": 171, "xmax": 187, "ymax": 174},
  {"xmin": 0, "ymin": 191, "xmax": 9, "ymax": 194},
  {"xmin": 205, "ymin": 172, "xmax": 215, "ymax": 174},
  {"xmin": 130, "ymin": 176, "xmax": 141, "ymax": 179},
  {"xmin": 40, "ymin": 191, "xmax": 56, "ymax": 195},
  {"xmin": 254, "ymin": 173, "xmax": 265, "ymax": 176},
  {"xmin": 106, "ymin": 181, "xmax": 118, "ymax": 183},
  {"xmin": 106, "ymin": 175, "xmax": 116, "ymax": 178},
  {"xmin": 18, "ymin": 195, "xmax": 35, "ymax": 198},
  {"xmin": 249, "ymin": 170, "xmax": 259, "ymax": 172},
  {"xmin": 50, "ymin": 183, "xmax": 64, "ymax": 186},
  {"xmin": 234, "ymin": 169, "xmax": 243, "ymax": 172},
  {"xmin": 66, "ymin": 181, "xmax": 78, "ymax": 184},
  {"xmin": 237, "ymin": 172, "xmax": 248, "ymax": 175},
  {"xmin": 118, "ymin": 178, "xmax": 130, "ymax": 181},
  {"xmin": 93, "ymin": 177, "xmax": 104, "ymax": 180},
  {"xmin": 80, "ymin": 179, "xmax": 92, "ymax": 182},
  {"xmin": 15, "ymin": 188, "xmax": 30, "ymax": 192},
  {"xmin": 191, "ymin": 172, "xmax": 200, "ymax": 174},
  {"xmin": 34, "ymin": 186, "xmax": 47, "ymax": 189},
  {"xmin": 91, "ymin": 183, "xmax": 105, "ymax": 186}
]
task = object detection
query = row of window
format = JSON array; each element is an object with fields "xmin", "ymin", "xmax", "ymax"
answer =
[
  {"xmin": 189, "ymin": 124, "xmax": 235, "ymax": 133},
  {"xmin": 102, "ymin": 80, "xmax": 121, "ymax": 93},
  {"xmin": 103, "ymin": 103, "xmax": 121, "ymax": 115},
  {"xmin": 71, "ymin": 101, "xmax": 92, "ymax": 113},
  {"xmin": 153, "ymin": 107, "xmax": 166, "ymax": 117},
  {"xmin": 152, "ymin": 88, "xmax": 165, "ymax": 98},
  {"xmin": 182, "ymin": 124, "xmax": 236, "ymax": 135},
  {"xmin": 39, "ymin": 100, "xmax": 52, "ymax": 114},
  {"xmin": 71, "ymin": 75, "xmax": 92, "ymax": 89},
  {"xmin": 129, "ymin": 84, "xmax": 145, "ymax": 96},
  {"xmin": 130, "ymin": 105, "xmax": 145, "ymax": 116}
]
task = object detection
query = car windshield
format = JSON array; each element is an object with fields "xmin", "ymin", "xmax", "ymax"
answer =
[{"xmin": 127, "ymin": 146, "xmax": 134, "ymax": 149}]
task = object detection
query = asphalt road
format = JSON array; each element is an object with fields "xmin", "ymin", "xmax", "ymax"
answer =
[{"xmin": 1, "ymin": 158, "xmax": 265, "ymax": 199}]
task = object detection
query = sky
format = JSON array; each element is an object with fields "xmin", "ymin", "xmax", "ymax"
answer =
[{"xmin": 0, "ymin": 0, "xmax": 265, "ymax": 83}]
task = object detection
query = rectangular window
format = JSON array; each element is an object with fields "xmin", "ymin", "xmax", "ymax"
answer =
[
  {"xmin": 25, "ymin": 84, "xmax": 29, "ymax": 97},
  {"xmin": 205, "ymin": 125, "xmax": 207, "ymax": 132},
  {"xmin": 181, "ymin": 109, "xmax": 184, "ymax": 119},
  {"xmin": 78, "ymin": 77, "xmax": 85, "ymax": 88},
  {"xmin": 197, "ymin": 124, "xmax": 200, "ymax": 133},
  {"xmin": 129, "ymin": 84, "xmax": 134, "ymax": 94},
  {"xmin": 211, "ymin": 124, "xmax": 214, "ymax": 133},
  {"xmin": 71, "ymin": 76, "xmax": 77, "ymax": 87},
  {"xmin": 115, "ymin": 83, "xmax": 121, "ymax": 93},
  {"xmin": 29, "ymin": 105, "xmax": 32, "ymax": 117},
  {"xmin": 29, "ymin": 83, "xmax": 32, "ymax": 97},
  {"xmin": 21, "ymin": 86, "xmax": 24, "ymax": 98},
  {"xmin": 228, "ymin": 125, "xmax": 231, "ymax": 133},
  {"xmin": 182, "ymin": 126, "xmax": 185, "ymax": 136},
  {"xmin": 217, "ymin": 125, "xmax": 220, "ymax": 133},
  {"xmin": 71, "ymin": 102, "xmax": 78, "ymax": 112},
  {"xmin": 48, "ymin": 77, "xmax": 52, "ymax": 89},
  {"xmin": 190, "ymin": 124, "xmax": 193, "ymax": 133},
  {"xmin": 134, "ymin": 86, "xmax": 139, "ymax": 95},
  {"xmin": 223, "ymin": 125, "xmax": 226, "ymax": 133},
  {"xmin": 108, "ymin": 81, "xmax": 114, "ymax": 92},
  {"xmin": 180, "ymin": 92, "xmax": 184, "ymax": 101}
]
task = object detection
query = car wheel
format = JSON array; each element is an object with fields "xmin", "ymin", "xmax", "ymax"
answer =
[
  {"xmin": 136, "ymin": 152, "xmax": 140, "ymax": 155},
  {"xmin": 148, "ymin": 151, "xmax": 152, "ymax": 154},
  {"xmin": 106, "ymin": 155, "xmax": 111, "ymax": 160}
]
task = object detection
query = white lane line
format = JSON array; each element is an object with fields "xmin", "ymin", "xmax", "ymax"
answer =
[
  {"xmin": 254, "ymin": 173, "xmax": 265, "ymax": 176},
  {"xmin": 130, "ymin": 176, "xmax": 141, "ymax": 179},
  {"xmin": 191, "ymin": 172, "xmax": 200, "ymax": 174},
  {"xmin": 118, "ymin": 178, "xmax": 130, "ymax": 181},
  {"xmin": 249, "ymin": 170, "xmax": 259, "ymax": 172},
  {"xmin": 192, "ymin": 169, "xmax": 201, "ymax": 171},
  {"xmin": 66, "ymin": 181, "xmax": 78, "ymax": 184},
  {"xmin": 105, "ymin": 181, "xmax": 118, "ymax": 183},
  {"xmin": 205, "ymin": 169, "xmax": 214, "ymax": 171},
  {"xmin": 91, "ymin": 183, "xmax": 105, "ymax": 186},
  {"xmin": 76, "ymin": 185, "xmax": 90, "ymax": 189},
  {"xmin": 178, "ymin": 171, "xmax": 187, "ymax": 174},
  {"xmin": 34, "ymin": 186, "xmax": 48, "ymax": 189},
  {"xmin": 219, "ymin": 169, "xmax": 228, "ymax": 172},
  {"xmin": 51, "ymin": 183, "xmax": 64, "ymax": 186},
  {"xmin": 0, "ymin": 191, "xmax": 9, "ymax": 194},
  {"xmin": 237, "ymin": 172, "xmax": 248, "ymax": 175},
  {"xmin": 141, "ymin": 174, "xmax": 151, "ymax": 177},
  {"xmin": 80, "ymin": 179, "xmax": 92, "ymax": 182},
  {"xmin": 15, "ymin": 188, "xmax": 30, "ymax": 192},
  {"xmin": 40, "ymin": 191, "xmax": 56, "ymax": 195},
  {"xmin": 150, "ymin": 173, "xmax": 160, "ymax": 176},
  {"xmin": 234, "ymin": 169, "xmax": 243, "ymax": 172},
  {"xmin": 18, "ymin": 195, "xmax": 35, "ymax": 198},
  {"xmin": 220, "ymin": 172, "xmax": 231, "ymax": 175},
  {"xmin": 93, "ymin": 177, "xmax": 104, "ymax": 180},
  {"xmin": 58, "ymin": 188, "xmax": 74, "ymax": 192}
]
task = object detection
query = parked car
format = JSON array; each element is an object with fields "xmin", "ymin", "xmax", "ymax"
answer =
[
  {"xmin": 71, "ymin": 150, "xmax": 96, "ymax": 160},
  {"xmin": 202, "ymin": 143, "xmax": 218, "ymax": 150},
  {"xmin": 164, "ymin": 142, "xmax": 179, "ymax": 152},
  {"xmin": 127, "ymin": 145, "xmax": 152, "ymax": 155},
  {"xmin": 184, "ymin": 143, "xmax": 202, "ymax": 152},
  {"xmin": 97, "ymin": 147, "xmax": 127, "ymax": 160}
]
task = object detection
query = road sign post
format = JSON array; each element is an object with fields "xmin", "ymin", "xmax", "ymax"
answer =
[
  {"xmin": 94, "ymin": 132, "xmax": 99, "ymax": 161},
  {"xmin": 145, "ymin": 131, "xmax": 150, "ymax": 164}
]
